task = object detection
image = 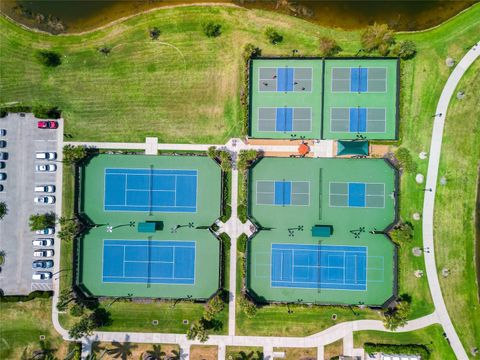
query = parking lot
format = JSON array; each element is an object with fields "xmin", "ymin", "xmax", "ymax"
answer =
[{"xmin": 0, "ymin": 113, "xmax": 60, "ymax": 295}]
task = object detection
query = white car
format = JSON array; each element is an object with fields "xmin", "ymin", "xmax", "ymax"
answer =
[
  {"xmin": 34, "ymin": 185, "xmax": 55, "ymax": 193},
  {"xmin": 35, "ymin": 164, "xmax": 56, "ymax": 172},
  {"xmin": 34, "ymin": 196, "xmax": 55, "ymax": 204},
  {"xmin": 33, "ymin": 249, "xmax": 54, "ymax": 257},
  {"xmin": 32, "ymin": 238, "xmax": 54, "ymax": 247},
  {"xmin": 32, "ymin": 271, "xmax": 52, "ymax": 280},
  {"xmin": 36, "ymin": 152, "xmax": 57, "ymax": 160},
  {"xmin": 35, "ymin": 228, "xmax": 55, "ymax": 235}
]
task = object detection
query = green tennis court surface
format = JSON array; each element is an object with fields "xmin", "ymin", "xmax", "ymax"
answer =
[
  {"xmin": 247, "ymin": 157, "xmax": 396, "ymax": 305},
  {"xmin": 78, "ymin": 154, "xmax": 221, "ymax": 299},
  {"xmin": 248, "ymin": 58, "xmax": 398, "ymax": 140}
]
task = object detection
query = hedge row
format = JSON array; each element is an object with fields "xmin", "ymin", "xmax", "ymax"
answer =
[
  {"xmin": 364, "ymin": 343, "xmax": 430, "ymax": 359},
  {"xmin": 0, "ymin": 290, "xmax": 53, "ymax": 302}
]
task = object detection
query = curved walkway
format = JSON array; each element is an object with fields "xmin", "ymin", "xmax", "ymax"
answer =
[
  {"xmin": 53, "ymin": 43, "xmax": 480, "ymax": 360},
  {"xmin": 422, "ymin": 41, "xmax": 480, "ymax": 360}
]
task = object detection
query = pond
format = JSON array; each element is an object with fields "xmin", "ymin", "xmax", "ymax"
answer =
[{"xmin": 0, "ymin": 0, "xmax": 477, "ymax": 34}]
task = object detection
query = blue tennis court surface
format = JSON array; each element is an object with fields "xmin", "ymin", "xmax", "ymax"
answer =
[
  {"xmin": 104, "ymin": 168, "xmax": 197, "ymax": 212},
  {"xmin": 349, "ymin": 108, "xmax": 367, "ymax": 132},
  {"xmin": 271, "ymin": 244, "xmax": 367, "ymax": 290},
  {"xmin": 351, "ymin": 68, "xmax": 368, "ymax": 92},
  {"xmin": 275, "ymin": 181, "xmax": 292, "ymax": 205},
  {"xmin": 276, "ymin": 108, "xmax": 293, "ymax": 131},
  {"xmin": 348, "ymin": 183, "xmax": 366, "ymax": 207},
  {"xmin": 278, "ymin": 68, "xmax": 294, "ymax": 91},
  {"xmin": 103, "ymin": 240, "xmax": 195, "ymax": 284}
]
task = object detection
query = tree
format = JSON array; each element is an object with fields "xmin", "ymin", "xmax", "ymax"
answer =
[
  {"xmin": 207, "ymin": 146, "xmax": 217, "ymax": 159},
  {"xmin": 106, "ymin": 341, "xmax": 137, "ymax": 360},
  {"xmin": 68, "ymin": 315, "xmax": 93, "ymax": 339},
  {"xmin": 63, "ymin": 144, "xmax": 88, "ymax": 165},
  {"xmin": 265, "ymin": 27, "xmax": 283, "ymax": 44},
  {"xmin": 319, "ymin": 36, "xmax": 341, "ymax": 57},
  {"xmin": 186, "ymin": 320, "xmax": 209, "ymax": 342},
  {"xmin": 203, "ymin": 292, "xmax": 226, "ymax": 321},
  {"xmin": 203, "ymin": 22, "xmax": 222, "ymax": 37},
  {"xmin": 361, "ymin": 23, "xmax": 395, "ymax": 52},
  {"xmin": 0, "ymin": 202, "xmax": 7, "ymax": 220},
  {"xmin": 97, "ymin": 46, "xmax": 111, "ymax": 56},
  {"xmin": 29, "ymin": 212, "xmax": 56, "ymax": 231},
  {"xmin": 149, "ymin": 27, "xmax": 161, "ymax": 40},
  {"xmin": 89, "ymin": 307, "xmax": 112, "ymax": 327},
  {"xmin": 392, "ymin": 40, "xmax": 417, "ymax": 60},
  {"xmin": 36, "ymin": 50, "xmax": 62, "ymax": 67},
  {"xmin": 56, "ymin": 289, "xmax": 75, "ymax": 311},
  {"xmin": 395, "ymin": 147, "xmax": 417, "ymax": 173},
  {"xmin": 166, "ymin": 349, "xmax": 181, "ymax": 360},
  {"xmin": 58, "ymin": 217, "xmax": 81, "ymax": 242},
  {"xmin": 383, "ymin": 301, "xmax": 410, "ymax": 330},
  {"xmin": 237, "ymin": 149, "xmax": 260, "ymax": 171},
  {"xmin": 142, "ymin": 344, "xmax": 165, "ymax": 360},
  {"xmin": 389, "ymin": 222, "xmax": 414, "ymax": 245},
  {"xmin": 69, "ymin": 303, "xmax": 84, "ymax": 317},
  {"xmin": 238, "ymin": 295, "xmax": 257, "ymax": 318}
]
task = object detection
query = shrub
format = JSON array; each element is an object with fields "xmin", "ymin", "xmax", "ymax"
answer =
[
  {"xmin": 97, "ymin": 46, "xmax": 111, "ymax": 56},
  {"xmin": 70, "ymin": 303, "xmax": 84, "ymax": 317},
  {"xmin": 0, "ymin": 290, "xmax": 52, "ymax": 302},
  {"xmin": 32, "ymin": 105, "xmax": 61, "ymax": 119},
  {"xmin": 319, "ymin": 36, "xmax": 341, "ymax": 57},
  {"xmin": 389, "ymin": 222, "xmax": 414, "ymax": 245},
  {"xmin": 203, "ymin": 22, "xmax": 222, "ymax": 37},
  {"xmin": 239, "ymin": 295, "xmax": 257, "ymax": 318},
  {"xmin": 219, "ymin": 232, "xmax": 231, "ymax": 251},
  {"xmin": 210, "ymin": 222, "xmax": 219, "ymax": 232},
  {"xmin": 392, "ymin": 40, "xmax": 417, "ymax": 60},
  {"xmin": 361, "ymin": 23, "xmax": 395, "ymax": 52},
  {"xmin": 35, "ymin": 50, "xmax": 62, "ymax": 67},
  {"xmin": 237, "ymin": 233, "xmax": 248, "ymax": 253},
  {"xmin": 395, "ymin": 147, "xmax": 417, "ymax": 173},
  {"xmin": 203, "ymin": 292, "xmax": 226, "ymax": 321},
  {"xmin": 238, "ymin": 150, "xmax": 260, "ymax": 171},
  {"xmin": 238, "ymin": 204, "xmax": 248, "ymax": 223},
  {"xmin": 29, "ymin": 212, "xmax": 56, "ymax": 231},
  {"xmin": 242, "ymin": 43, "xmax": 262, "ymax": 63},
  {"xmin": 0, "ymin": 202, "xmax": 7, "ymax": 220},
  {"xmin": 149, "ymin": 27, "xmax": 161, "ymax": 40},
  {"xmin": 265, "ymin": 27, "xmax": 283, "ymax": 44}
]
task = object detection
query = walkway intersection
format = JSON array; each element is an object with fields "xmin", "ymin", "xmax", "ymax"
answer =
[{"xmin": 55, "ymin": 41, "xmax": 480, "ymax": 359}]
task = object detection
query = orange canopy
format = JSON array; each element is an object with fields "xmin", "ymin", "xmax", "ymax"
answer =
[{"xmin": 298, "ymin": 143, "xmax": 310, "ymax": 155}]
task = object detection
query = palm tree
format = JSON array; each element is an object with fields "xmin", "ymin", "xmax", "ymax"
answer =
[
  {"xmin": 106, "ymin": 341, "xmax": 137, "ymax": 360},
  {"xmin": 142, "ymin": 345, "xmax": 165, "ymax": 360},
  {"xmin": 235, "ymin": 351, "xmax": 254, "ymax": 360}
]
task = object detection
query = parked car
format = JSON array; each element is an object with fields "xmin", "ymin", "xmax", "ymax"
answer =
[
  {"xmin": 0, "ymin": 173, "xmax": 6, "ymax": 181},
  {"xmin": 34, "ymin": 196, "xmax": 55, "ymax": 204},
  {"xmin": 34, "ymin": 185, "xmax": 55, "ymax": 193},
  {"xmin": 0, "ymin": 129, "xmax": 6, "ymax": 136},
  {"xmin": 0, "ymin": 184, "xmax": 3, "ymax": 192},
  {"xmin": 0, "ymin": 140, "xmax": 6, "ymax": 148},
  {"xmin": 35, "ymin": 152, "xmax": 57, "ymax": 160},
  {"xmin": 0, "ymin": 161, "xmax": 4, "ymax": 169},
  {"xmin": 33, "ymin": 249, "xmax": 54, "ymax": 257},
  {"xmin": 0, "ymin": 152, "xmax": 7, "ymax": 160},
  {"xmin": 35, "ymin": 228, "xmax": 55, "ymax": 235},
  {"xmin": 35, "ymin": 164, "xmax": 56, "ymax": 172},
  {"xmin": 32, "ymin": 260, "xmax": 54, "ymax": 269},
  {"xmin": 32, "ymin": 238, "xmax": 54, "ymax": 247},
  {"xmin": 37, "ymin": 121, "xmax": 58, "ymax": 129},
  {"xmin": 32, "ymin": 271, "xmax": 52, "ymax": 280}
]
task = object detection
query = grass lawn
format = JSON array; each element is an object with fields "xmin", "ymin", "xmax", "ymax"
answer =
[
  {"xmin": 226, "ymin": 346, "xmax": 263, "ymax": 360},
  {"xmin": 0, "ymin": 298, "xmax": 70, "ymax": 360},
  {"xmin": 353, "ymin": 324, "xmax": 455, "ymax": 360},
  {"xmin": 323, "ymin": 339, "xmax": 343, "ymax": 360},
  {"xmin": 59, "ymin": 164, "xmax": 75, "ymax": 293},
  {"xmin": 434, "ymin": 61, "xmax": 480, "ymax": 355},
  {"xmin": 190, "ymin": 345, "xmax": 218, "ymax": 360}
]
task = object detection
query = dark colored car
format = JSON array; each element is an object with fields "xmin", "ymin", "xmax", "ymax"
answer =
[{"xmin": 32, "ymin": 260, "xmax": 54, "ymax": 269}]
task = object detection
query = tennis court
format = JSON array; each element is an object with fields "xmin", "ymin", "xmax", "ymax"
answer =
[
  {"xmin": 258, "ymin": 67, "xmax": 313, "ymax": 92},
  {"xmin": 270, "ymin": 244, "xmax": 368, "ymax": 290},
  {"xmin": 330, "ymin": 107, "xmax": 386, "ymax": 133},
  {"xmin": 102, "ymin": 239, "xmax": 195, "ymax": 284},
  {"xmin": 257, "ymin": 107, "xmax": 312, "ymax": 132},
  {"xmin": 329, "ymin": 182, "xmax": 385, "ymax": 208},
  {"xmin": 331, "ymin": 67, "xmax": 387, "ymax": 93},
  {"xmin": 256, "ymin": 180, "xmax": 310, "ymax": 206},
  {"xmin": 104, "ymin": 168, "xmax": 197, "ymax": 212}
]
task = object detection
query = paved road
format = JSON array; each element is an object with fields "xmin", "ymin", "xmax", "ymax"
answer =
[{"xmin": 422, "ymin": 41, "xmax": 479, "ymax": 360}]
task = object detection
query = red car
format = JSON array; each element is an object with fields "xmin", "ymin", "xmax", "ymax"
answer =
[{"xmin": 37, "ymin": 121, "xmax": 58, "ymax": 129}]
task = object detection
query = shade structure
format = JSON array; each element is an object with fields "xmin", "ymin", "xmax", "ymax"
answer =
[{"xmin": 337, "ymin": 140, "xmax": 369, "ymax": 156}]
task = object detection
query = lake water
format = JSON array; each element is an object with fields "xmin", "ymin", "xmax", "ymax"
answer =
[{"xmin": 0, "ymin": 0, "xmax": 477, "ymax": 34}]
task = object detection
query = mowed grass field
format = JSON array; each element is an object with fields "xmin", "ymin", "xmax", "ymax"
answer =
[
  {"xmin": 434, "ymin": 61, "xmax": 480, "ymax": 354},
  {"xmin": 0, "ymin": 299, "xmax": 69, "ymax": 360}
]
